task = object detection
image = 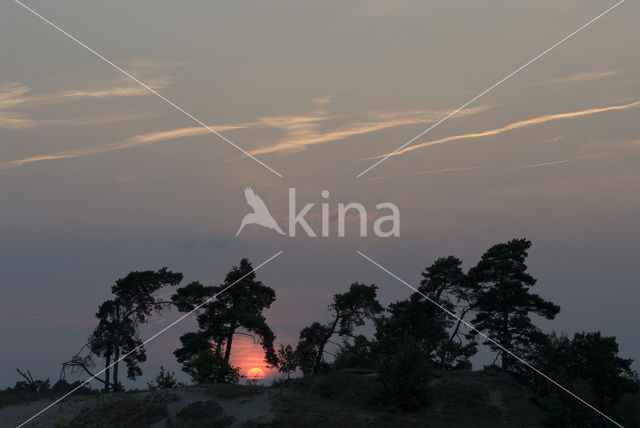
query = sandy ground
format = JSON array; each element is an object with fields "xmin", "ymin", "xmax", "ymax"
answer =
[
  {"xmin": 1, "ymin": 394, "xmax": 98, "ymax": 428},
  {"xmin": 0, "ymin": 369, "xmax": 547, "ymax": 428},
  {"xmin": 0, "ymin": 386, "xmax": 278, "ymax": 428}
]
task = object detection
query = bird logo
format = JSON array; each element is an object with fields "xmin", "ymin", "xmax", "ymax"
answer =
[{"xmin": 236, "ymin": 187, "xmax": 285, "ymax": 237}]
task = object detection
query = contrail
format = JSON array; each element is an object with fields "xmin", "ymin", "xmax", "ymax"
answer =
[{"xmin": 361, "ymin": 101, "xmax": 640, "ymax": 161}]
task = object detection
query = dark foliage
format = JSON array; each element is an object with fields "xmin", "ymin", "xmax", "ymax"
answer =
[
  {"xmin": 332, "ymin": 335, "xmax": 376, "ymax": 370},
  {"xmin": 527, "ymin": 331, "xmax": 637, "ymax": 427},
  {"xmin": 173, "ymin": 259, "xmax": 277, "ymax": 383},
  {"xmin": 470, "ymin": 239, "xmax": 560, "ymax": 371},
  {"xmin": 276, "ymin": 344, "xmax": 299, "ymax": 379},
  {"xmin": 147, "ymin": 366, "xmax": 181, "ymax": 390},
  {"xmin": 297, "ymin": 283, "xmax": 383, "ymax": 375},
  {"xmin": 374, "ymin": 335, "xmax": 434, "ymax": 411}
]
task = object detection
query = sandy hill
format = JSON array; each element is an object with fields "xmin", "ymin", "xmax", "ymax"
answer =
[{"xmin": 0, "ymin": 368, "xmax": 547, "ymax": 428}]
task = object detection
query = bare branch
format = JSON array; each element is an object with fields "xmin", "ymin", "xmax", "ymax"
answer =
[
  {"xmin": 16, "ymin": 369, "xmax": 36, "ymax": 391},
  {"xmin": 61, "ymin": 358, "xmax": 109, "ymax": 387}
]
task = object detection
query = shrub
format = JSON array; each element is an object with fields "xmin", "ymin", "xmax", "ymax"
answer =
[
  {"xmin": 147, "ymin": 366, "xmax": 181, "ymax": 390},
  {"xmin": 374, "ymin": 334, "xmax": 433, "ymax": 411}
]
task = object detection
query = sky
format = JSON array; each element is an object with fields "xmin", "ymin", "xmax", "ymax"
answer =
[{"xmin": 0, "ymin": 0, "xmax": 639, "ymax": 388}]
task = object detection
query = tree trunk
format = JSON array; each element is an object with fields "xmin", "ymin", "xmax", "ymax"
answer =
[
  {"xmin": 501, "ymin": 312, "xmax": 510, "ymax": 371},
  {"xmin": 314, "ymin": 341, "xmax": 327, "ymax": 375},
  {"xmin": 113, "ymin": 347, "xmax": 120, "ymax": 391},
  {"xmin": 104, "ymin": 352, "xmax": 111, "ymax": 393},
  {"xmin": 441, "ymin": 308, "xmax": 470, "ymax": 369},
  {"xmin": 112, "ymin": 303, "xmax": 121, "ymax": 391},
  {"xmin": 313, "ymin": 318, "xmax": 340, "ymax": 375},
  {"xmin": 223, "ymin": 325, "xmax": 236, "ymax": 363}
]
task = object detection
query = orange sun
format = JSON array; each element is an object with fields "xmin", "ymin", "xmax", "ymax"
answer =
[{"xmin": 247, "ymin": 367, "xmax": 265, "ymax": 379}]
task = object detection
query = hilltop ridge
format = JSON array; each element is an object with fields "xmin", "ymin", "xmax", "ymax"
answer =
[{"xmin": 0, "ymin": 368, "xmax": 547, "ymax": 428}]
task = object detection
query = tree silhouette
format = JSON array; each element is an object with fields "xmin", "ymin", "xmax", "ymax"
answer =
[
  {"xmin": 296, "ymin": 322, "xmax": 333, "ymax": 376},
  {"xmin": 65, "ymin": 268, "xmax": 182, "ymax": 392},
  {"xmin": 174, "ymin": 334, "xmax": 240, "ymax": 384},
  {"xmin": 172, "ymin": 258, "xmax": 277, "ymax": 382},
  {"xmin": 89, "ymin": 299, "xmax": 145, "ymax": 392},
  {"xmin": 276, "ymin": 344, "xmax": 299, "ymax": 379},
  {"xmin": 297, "ymin": 283, "xmax": 383, "ymax": 375},
  {"xmin": 469, "ymin": 239, "xmax": 559, "ymax": 371},
  {"xmin": 376, "ymin": 256, "xmax": 478, "ymax": 369},
  {"xmin": 375, "ymin": 294, "xmax": 447, "ymax": 364},
  {"xmin": 420, "ymin": 256, "xmax": 479, "ymax": 369},
  {"xmin": 529, "ymin": 331, "xmax": 636, "ymax": 426},
  {"xmin": 147, "ymin": 366, "xmax": 180, "ymax": 390},
  {"xmin": 332, "ymin": 335, "xmax": 376, "ymax": 370}
]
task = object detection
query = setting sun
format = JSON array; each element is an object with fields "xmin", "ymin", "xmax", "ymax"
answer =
[{"xmin": 247, "ymin": 367, "xmax": 265, "ymax": 379}]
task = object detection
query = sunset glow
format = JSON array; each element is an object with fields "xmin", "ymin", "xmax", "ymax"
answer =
[
  {"xmin": 247, "ymin": 367, "xmax": 266, "ymax": 379},
  {"xmin": 230, "ymin": 335, "xmax": 274, "ymax": 380}
]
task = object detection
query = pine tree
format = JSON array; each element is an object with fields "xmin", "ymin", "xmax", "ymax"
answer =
[
  {"xmin": 470, "ymin": 238, "xmax": 559, "ymax": 371},
  {"xmin": 172, "ymin": 259, "xmax": 277, "ymax": 382}
]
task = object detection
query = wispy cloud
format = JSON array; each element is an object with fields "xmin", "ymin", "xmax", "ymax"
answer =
[
  {"xmin": 362, "ymin": 101, "xmax": 640, "ymax": 160},
  {"xmin": 0, "ymin": 110, "xmax": 155, "ymax": 130},
  {"xmin": 514, "ymin": 158, "xmax": 575, "ymax": 169},
  {"xmin": 0, "ymin": 123, "xmax": 250, "ymax": 169},
  {"xmin": 0, "ymin": 82, "xmax": 164, "ymax": 130},
  {"xmin": 517, "ymin": 70, "xmax": 621, "ymax": 88},
  {"xmin": 0, "ymin": 58, "xmax": 180, "ymax": 129},
  {"xmin": 246, "ymin": 103, "xmax": 492, "ymax": 157},
  {"xmin": 544, "ymin": 136, "xmax": 565, "ymax": 143},
  {"xmin": 363, "ymin": 165, "xmax": 489, "ymax": 182},
  {"xmin": 363, "ymin": 143, "xmax": 639, "ymax": 182},
  {"xmin": 0, "ymin": 82, "xmax": 162, "ymax": 111},
  {"xmin": 1, "ymin": 97, "xmax": 493, "ymax": 169},
  {"xmin": 0, "ymin": 111, "xmax": 36, "ymax": 130}
]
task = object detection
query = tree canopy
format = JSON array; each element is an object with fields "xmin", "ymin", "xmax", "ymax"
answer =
[
  {"xmin": 172, "ymin": 258, "xmax": 277, "ymax": 383},
  {"xmin": 470, "ymin": 238, "xmax": 560, "ymax": 371},
  {"xmin": 297, "ymin": 282, "xmax": 383, "ymax": 375},
  {"xmin": 65, "ymin": 268, "xmax": 182, "ymax": 392}
]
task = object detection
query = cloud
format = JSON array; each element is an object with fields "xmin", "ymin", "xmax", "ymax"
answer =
[
  {"xmin": 0, "ymin": 82, "xmax": 161, "ymax": 111},
  {"xmin": 0, "ymin": 123, "xmax": 250, "ymax": 169},
  {"xmin": 544, "ymin": 136, "xmax": 565, "ymax": 143},
  {"xmin": 364, "ymin": 165, "xmax": 489, "ymax": 182},
  {"xmin": 41, "ymin": 112, "xmax": 157, "ymax": 127},
  {"xmin": 0, "ymin": 82, "xmax": 161, "ymax": 130},
  {"xmin": 513, "ymin": 158, "xmax": 575, "ymax": 169},
  {"xmin": 363, "ymin": 101, "xmax": 640, "ymax": 160},
  {"xmin": 364, "ymin": 134, "xmax": 640, "ymax": 181},
  {"xmin": 517, "ymin": 70, "xmax": 621, "ymax": 88},
  {"xmin": 0, "ymin": 111, "xmax": 156, "ymax": 130},
  {"xmin": 0, "ymin": 111, "xmax": 37, "ymax": 130},
  {"xmin": 246, "ymin": 104, "xmax": 493, "ymax": 157},
  {"xmin": 367, "ymin": 159, "xmax": 583, "ymax": 182},
  {"xmin": 0, "ymin": 59, "xmax": 176, "ymax": 129},
  {"xmin": 1, "ymin": 97, "xmax": 493, "ymax": 169}
]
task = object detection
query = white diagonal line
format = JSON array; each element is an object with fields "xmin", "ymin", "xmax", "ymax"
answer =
[
  {"xmin": 357, "ymin": 0, "xmax": 625, "ymax": 177},
  {"xmin": 13, "ymin": 0, "xmax": 283, "ymax": 178},
  {"xmin": 17, "ymin": 250, "xmax": 284, "ymax": 428},
  {"xmin": 356, "ymin": 250, "xmax": 623, "ymax": 428}
]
